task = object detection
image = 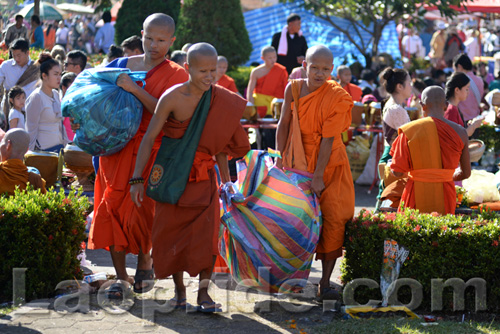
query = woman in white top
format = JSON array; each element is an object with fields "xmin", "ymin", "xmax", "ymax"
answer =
[
  {"xmin": 7, "ymin": 85, "xmax": 26, "ymax": 129},
  {"xmin": 26, "ymin": 53, "xmax": 68, "ymax": 152},
  {"xmin": 376, "ymin": 67, "xmax": 413, "ymax": 210}
]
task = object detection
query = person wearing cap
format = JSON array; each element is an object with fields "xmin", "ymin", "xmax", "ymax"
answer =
[
  {"xmin": 3, "ymin": 15, "xmax": 29, "ymax": 48},
  {"xmin": 430, "ymin": 21, "xmax": 447, "ymax": 67},
  {"xmin": 271, "ymin": 13, "xmax": 308, "ymax": 74}
]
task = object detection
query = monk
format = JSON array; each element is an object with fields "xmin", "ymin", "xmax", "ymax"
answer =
[
  {"xmin": 0, "ymin": 128, "xmax": 45, "ymax": 196},
  {"xmin": 247, "ymin": 46, "xmax": 289, "ymax": 118},
  {"xmin": 337, "ymin": 65, "xmax": 362, "ymax": 102},
  {"xmin": 215, "ymin": 56, "xmax": 238, "ymax": 94},
  {"xmin": 86, "ymin": 13, "xmax": 189, "ymax": 298},
  {"xmin": 390, "ymin": 86, "xmax": 470, "ymax": 215},
  {"xmin": 130, "ymin": 43, "xmax": 250, "ymax": 312},
  {"xmin": 276, "ymin": 45, "xmax": 355, "ymax": 301}
]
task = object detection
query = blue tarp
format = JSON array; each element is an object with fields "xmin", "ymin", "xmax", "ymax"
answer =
[{"xmin": 243, "ymin": 2, "xmax": 401, "ymax": 69}]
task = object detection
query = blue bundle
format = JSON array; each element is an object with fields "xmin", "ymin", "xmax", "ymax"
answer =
[{"xmin": 62, "ymin": 68, "xmax": 147, "ymax": 156}]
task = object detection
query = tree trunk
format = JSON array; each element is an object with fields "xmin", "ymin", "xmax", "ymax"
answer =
[{"xmin": 34, "ymin": 0, "xmax": 40, "ymax": 17}]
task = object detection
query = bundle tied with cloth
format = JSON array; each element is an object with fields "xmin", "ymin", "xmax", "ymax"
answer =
[
  {"xmin": 219, "ymin": 150, "xmax": 322, "ymax": 293},
  {"xmin": 61, "ymin": 68, "xmax": 147, "ymax": 156}
]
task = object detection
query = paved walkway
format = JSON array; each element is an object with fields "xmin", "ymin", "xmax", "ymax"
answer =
[{"xmin": 0, "ymin": 186, "xmax": 376, "ymax": 334}]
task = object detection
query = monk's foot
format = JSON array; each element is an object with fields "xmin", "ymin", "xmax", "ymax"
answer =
[
  {"xmin": 169, "ymin": 288, "xmax": 188, "ymax": 309},
  {"xmin": 133, "ymin": 268, "xmax": 155, "ymax": 294},
  {"xmin": 196, "ymin": 288, "xmax": 222, "ymax": 313}
]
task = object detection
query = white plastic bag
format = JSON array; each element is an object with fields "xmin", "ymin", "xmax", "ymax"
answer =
[
  {"xmin": 356, "ymin": 133, "xmax": 382, "ymax": 185},
  {"xmin": 463, "ymin": 170, "xmax": 500, "ymax": 203}
]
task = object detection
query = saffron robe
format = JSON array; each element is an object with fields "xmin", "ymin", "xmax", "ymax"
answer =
[
  {"xmin": 216, "ymin": 74, "xmax": 238, "ymax": 93},
  {"xmin": 152, "ymin": 85, "xmax": 250, "ymax": 279},
  {"xmin": 390, "ymin": 117, "xmax": 463, "ymax": 215},
  {"xmin": 283, "ymin": 80, "xmax": 355, "ymax": 261},
  {"xmin": 0, "ymin": 159, "xmax": 46, "ymax": 196},
  {"xmin": 342, "ymin": 83, "xmax": 363, "ymax": 102},
  {"xmin": 253, "ymin": 63, "xmax": 289, "ymax": 117},
  {"xmin": 89, "ymin": 59, "xmax": 189, "ymax": 254}
]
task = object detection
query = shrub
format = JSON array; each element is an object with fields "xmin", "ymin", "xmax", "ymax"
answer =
[
  {"xmin": 226, "ymin": 66, "xmax": 254, "ymax": 96},
  {"xmin": 174, "ymin": 0, "xmax": 252, "ymax": 66},
  {"xmin": 342, "ymin": 208, "xmax": 500, "ymax": 312},
  {"xmin": 114, "ymin": 0, "xmax": 180, "ymax": 46},
  {"xmin": 0, "ymin": 187, "xmax": 90, "ymax": 302}
]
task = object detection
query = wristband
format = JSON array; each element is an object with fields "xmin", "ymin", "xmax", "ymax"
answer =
[{"xmin": 129, "ymin": 177, "xmax": 145, "ymax": 185}]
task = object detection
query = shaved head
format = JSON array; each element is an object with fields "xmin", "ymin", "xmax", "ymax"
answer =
[
  {"xmin": 2, "ymin": 128, "xmax": 30, "ymax": 158},
  {"xmin": 143, "ymin": 13, "xmax": 175, "ymax": 34},
  {"xmin": 261, "ymin": 46, "xmax": 276, "ymax": 57},
  {"xmin": 305, "ymin": 45, "xmax": 333, "ymax": 63},
  {"xmin": 187, "ymin": 43, "xmax": 218, "ymax": 66},
  {"xmin": 421, "ymin": 86, "xmax": 446, "ymax": 109},
  {"xmin": 217, "ymin": 56, "xmax": 228, "ymax": 64}
]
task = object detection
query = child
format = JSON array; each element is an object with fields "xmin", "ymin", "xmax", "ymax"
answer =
[{"xmin": 8, "ymin": 86, "xmax": 26, "ymax": 130}]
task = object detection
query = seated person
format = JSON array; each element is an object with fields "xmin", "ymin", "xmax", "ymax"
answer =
[
  {"xmin": 337, "ymin": 65, "xmax": 362, "ymax": 102},
  {"xmin": 215, "ymin": 56, "xmax": 239, "ymax": 94},
  {"xmin": 246, "ymin": 46, "xmax": 288, "ymax": 117},
  {"xmin": 387, "ymin": 86, "xmax": 470, "ymax": 215},
  {"xmin": 0, "ymin": 128, "xmax": 46, "ymax": 196}
]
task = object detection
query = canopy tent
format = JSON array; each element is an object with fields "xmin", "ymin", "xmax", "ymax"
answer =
[
  {"xmin": 424, "ymin": 10, "xmax": 481, "ymax": 21},
  {"xmin": 56, "ymin": 3, "xmax": 95, "ymax": 15},
  {"xmin": 17, "ymin": 2, "xmax": 68, "ymax": 21},
  {"xmin": 243, "ymin": 1, "xmax": 400, "ymax": 68},
  {"xmin": 425, "ymin": 0, "xmax": 500, "ymax": 13}
]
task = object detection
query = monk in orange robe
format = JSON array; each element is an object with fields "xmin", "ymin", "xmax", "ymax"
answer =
[
  {"xmin": 215, "ymin": 56, "xmax": 238, "ymax": 93},
  {"xmin": 276, "ymin": 45, "xmax": 355, "ymax": 301},
  {"xmin": 131, "ymin": 43, "xmax": 250, "ymax": 312},
  {"xmin": 337, "ymin": 65, "xmax": 362, "ymax": 102},
  {"xmin": 390, "ymin": 86, "xmax": 470, "ymax": 215},
  {"xmin": 247, "ymin": 46, "xmax": 289, "ymax": 117},
  {"xmin": 0, "ymin": 128, "xmax": 45, "ymax": 196},
  {"xmin": 87, "ymin": 14, "xmax": 189, "ymax": 297}
]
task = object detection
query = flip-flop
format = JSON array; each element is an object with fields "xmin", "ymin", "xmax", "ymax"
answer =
[
  {"xmin": 197, "ymin": 301, "xmax": 222, "ymax": 313},
  {"xmin": 169, "ymin": 298, "xmax": 192, "ymax": 310},
  {"xmin": 133, "ymin": 268, "xmax": 155, "ymax": 294},
  {"xmin": 317, "ymin": 287, "xmax": 340, "ymax": 303},
  {"xmin": 105, "ymin": 282, "xmax": 130, "ymax": 300}
]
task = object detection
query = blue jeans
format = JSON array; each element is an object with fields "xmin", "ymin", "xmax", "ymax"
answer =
[{"xmin": 43, "ymin": 144, "xmax": 64, "ymax": 153}]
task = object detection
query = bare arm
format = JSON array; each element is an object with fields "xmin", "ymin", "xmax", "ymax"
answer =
[
  {"xmin": 454, "ymin": 128, "xmax": 471, "ymax": 181},
  {"xmin": 130, "ymin": 90, "xmax": 175, "ymax": 206},
  {"xmin": 275, "ymin": 83, "xmax": 293, "ymax": 169},
  {"xmin": 215, "ymin": 152, "xmax": 230, "ymax": 184},
  {"xmin": 9, "ymin": 118, "xmax": 19, "ymax": 129},
  {"xmin": 311, "ymin": 136, "xmax": 334, "ymax": 197},
  {"xmin": 116, "ymin": 73, "xmax": 158, "ymax": 114},
  {"xmin": 246, "ymin": 70, "xmax": 257, "ymax": 104}
]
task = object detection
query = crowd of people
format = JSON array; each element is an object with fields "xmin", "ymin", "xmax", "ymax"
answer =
[{"xmin": 0, "ymin": 7, "xmax": 499, "ymax": 311}]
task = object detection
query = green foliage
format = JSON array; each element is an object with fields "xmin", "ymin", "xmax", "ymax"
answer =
[
  {"xmin": 114, "ymin": 0, "xmax": 180, "ymax": 45},
  {"xmin": 226, "ymin": 66, "xmax": 254, "ymax": 95},
  {"xmin": 175, "ymin": 0, "xmax": 252, "ymax": 66},
  {"xmin": 342, "ymin": 208, "xmax": 500, "ymax": 312},
  {"xmin": 0, "ymin": 187, "xmax": 90, "ymax": 302},
  {"xmin": 476, "ymin": 124, "xmax": 500, "ymax": 152}
]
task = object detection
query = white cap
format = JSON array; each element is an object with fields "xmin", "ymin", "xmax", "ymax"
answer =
[{"xmin": 436, "ymin": 21, "xmax": 447, "ymax": 30}]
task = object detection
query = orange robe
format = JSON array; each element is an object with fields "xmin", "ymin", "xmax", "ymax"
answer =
[
  {"xmin": 216, "ymin": 74, "xmax": 238, "ymax": 93},
  {"xmin": 89, "ymin": 60, "xmax": 189, "ymax": 254},
  {"xmin": 254, "ymin": 63, "xmax": 289, "ymax": 117},
  {"xmin": 342, "ymin": 83, "xmax": 363, "ymax": 102},
  {"xmin": 390, "ymin": 117, "xmax": 463, "ymax": 215},
  {"xmin": 152, "ymin": 85, "xmax": 250, "ymax": 279},
  {"xmin": 0, "ymin": 159, "xmax": 46, "ymax": 196},
  {"xmin": 283, "ymin": 80, "xmax": 355, "ymax": 261}
]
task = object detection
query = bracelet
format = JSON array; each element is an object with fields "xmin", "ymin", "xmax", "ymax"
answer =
[{"xmin": 129, "ymin": 177, "xmax": 145, "ymax": 185}]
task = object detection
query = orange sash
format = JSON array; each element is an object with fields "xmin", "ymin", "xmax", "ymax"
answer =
[{"xmin": 400, "ymin": 117, "xmax": 448, "ymax": 214}]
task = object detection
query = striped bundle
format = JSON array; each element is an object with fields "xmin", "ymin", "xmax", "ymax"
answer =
[{"xmin": 220, "ymin": 150, "xmax": 321, "ymax": 293}]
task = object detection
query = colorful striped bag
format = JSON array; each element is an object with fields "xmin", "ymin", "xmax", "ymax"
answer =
[{"xmin": 219, "ymin": 150, "xmax": 321, "ymax": 293}]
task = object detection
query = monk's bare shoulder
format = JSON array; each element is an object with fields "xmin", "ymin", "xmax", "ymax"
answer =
[
  {"xmin": 252, "ymin": 64, "xmax": 270, "ymax": 79},
  {"xmin": 156, "ymin": 83, "xmax": 186, "ymax": 112},
  {"xmin": 442, "ymin": 117, "xmax": 468, "ymax": 145},
  {"xmin": 125, "ymin": 55, "xmax": 145, "ymax": 71}
]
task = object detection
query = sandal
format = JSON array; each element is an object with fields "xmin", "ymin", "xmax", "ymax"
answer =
[
  {"xmin": 105, "ymin": 281, "xmax": 131, "ymax": 300},
  {"xmin": 197, "ymin": 301, "xmax": 222, "ymax": 313},
  {"xmin": 317, "ymin": 287, "xmax": 340, "ymax": 303},
  {"xmin": 169, "ymin": 298, "xmax": 193, "ymax": 310},
  {"xmin": 133, "ymin": 268, "xmax": 155, "ymax": 294}
]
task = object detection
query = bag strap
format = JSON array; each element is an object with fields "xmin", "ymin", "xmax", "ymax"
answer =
[{"xmin": 466, "ymin": 74, "xmax": 482, "ymax": 106}]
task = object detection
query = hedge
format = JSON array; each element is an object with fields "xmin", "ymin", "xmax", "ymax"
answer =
[
  {"xmin": 0, "ymin": 187, "xmax": 90, "ymax": 302},
  {"xmin": 226, "ymin": 66, "xmax": 254, "ymax": 96},
  {"xmin": 341, "ymin": 208, "xmax": 500, "ymax": 312}
]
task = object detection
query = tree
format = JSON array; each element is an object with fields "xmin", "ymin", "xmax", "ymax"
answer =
[
  {"xmin": 113, "ymin": 0, "xmax": 180, "ymax": 45},
  {"xmin": 285, "ymin": 0, "xmax": 468, "ymax": 68},
  {"xmin": 175, "ymin": 0, "xmax": 252, "ymax": 66}
]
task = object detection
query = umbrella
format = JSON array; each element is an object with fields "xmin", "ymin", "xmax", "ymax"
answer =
[
  {"xmin": 17, "ymin": 2, "xmax": 68, "ymax": 21},
  {"xmin": 57, "ymin": 3, "xmax": 94, "ymax": 15}
]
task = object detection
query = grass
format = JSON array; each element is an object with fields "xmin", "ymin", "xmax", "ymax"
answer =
[
  {"xmin": 0, "ymin": 304, "xmax": 16, "ymax": 317},
  {"xmin": 313, "ymin": 318, "xmax": 500, "ymax": 334}
]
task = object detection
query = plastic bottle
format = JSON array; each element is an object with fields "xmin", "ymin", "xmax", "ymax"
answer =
[{"xmin": 83, "ymin": 272, "xmax": 107, "ymax": 283}]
